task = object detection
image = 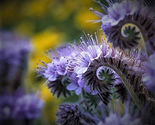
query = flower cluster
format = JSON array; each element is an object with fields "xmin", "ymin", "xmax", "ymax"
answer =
[{"xmin": 37, "ymin": 0, "xmax": 155, "ymax": 125}]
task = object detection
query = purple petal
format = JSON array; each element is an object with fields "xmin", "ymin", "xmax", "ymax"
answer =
[
  {"xmin": 75, "ymin": 88, "xmax": 82, "ymax": 95},
  {"xmin": 67, "ymin": 83, "xmax": 78, "ymax": 91}
]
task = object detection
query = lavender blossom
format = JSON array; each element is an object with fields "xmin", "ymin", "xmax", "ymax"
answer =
[
  {"xmin": 91, "ymin": 0, "xmax": 155, "ymax": 54},
  {"xmin": 38, "ymin": 43, "xmax": 87, "ymax": 97},
  {"xmin": 40, "ymin": 56, "xmax": 71, "ymax": 97}
]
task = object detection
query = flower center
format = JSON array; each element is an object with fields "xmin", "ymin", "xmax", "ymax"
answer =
[
  {"xmin": 96, "ymin": 66, "xmax": 115, "ymax": 82},
  {"xmin": 121, "ymin": 23, "xmax": 140, "ymax": 40},
  {"xmin": 61, "ymin": 76, "xmax": 70, "ymax": 86}
]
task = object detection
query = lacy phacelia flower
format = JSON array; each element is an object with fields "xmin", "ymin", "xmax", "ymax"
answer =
[
  {"xmin": 143, "ymin": 53, "xmax": 155, "ymax": 93},
  {"xmin": 91, "ymin": 0, "xmax": 155, "ymax": 54},
  {"xmin": 38, "ymin": 33, "xmax": 149, "ymax": 108},
  {"xmin": 56, "ymin": 104, "xmax": 96, "ymax": 125},
  {"xmin": 0, "ymin": 31, "xmax": 32, "ymax": 93},
  {"xmin": 38, "ymin": 43, "xmax": 78, "ymax": 97},
  {"xmin": 39, "ymin": 55, "xmax": 71, "ymax": 97}
]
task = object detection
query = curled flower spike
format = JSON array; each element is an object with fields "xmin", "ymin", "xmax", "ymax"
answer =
[
  {"xmin": 56, "ymin": 104, "xmax": 96, "ymax": 125},
  {"xmin": 70, "ymin": 34, "xmax": 149, "ymax": 109},
  {"xmin": 38, "ymin": 33, "xmax": 150, "ymax": 109},
  {"xmin": 91, "ymin": 0, "xmax": 155, "ymax": 55}
]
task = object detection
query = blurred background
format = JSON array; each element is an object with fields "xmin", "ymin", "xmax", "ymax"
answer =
[{"xmin": 0, "ymin": 0, "xmax": 101, "ymax": 124}]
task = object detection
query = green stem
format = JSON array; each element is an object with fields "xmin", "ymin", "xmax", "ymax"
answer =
[{"xmin": 105, "ymin": 64, "xmax": 143, "ymax": 110}]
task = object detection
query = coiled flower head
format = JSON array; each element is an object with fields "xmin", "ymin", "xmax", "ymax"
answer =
[
  {"xmin": 91, "ymin": 0, "xmax": 155, "ymax": 54},
  {"xmin": 69, "ymin": 34, "xmax": 148, "ymax": 107}
]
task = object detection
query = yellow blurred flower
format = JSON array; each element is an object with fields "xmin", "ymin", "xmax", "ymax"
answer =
[
  {"xmin": 41, "ymin": 85, "xmax": 61, "ymax": 123},
  {"xmin": 30, "ymin": 29, "xmax": 65, "ymax": 70},
  {"xmin": 50, "ymin": 0, "xmax": 79, "ymax": 21},
  {"xmin": 21, "ymin": 0, "xmax": 53, "ymax": 18},
  {"xmin": 75, "ymin": 9, "xmax": 100, "ymax": 32},
  {"xmin": 15, "ymin": 22, "xmax": 35, "ymax": 36},
  {"xmin": 41, "ymin": 85, "xmax": 60, "ymax": 103}
]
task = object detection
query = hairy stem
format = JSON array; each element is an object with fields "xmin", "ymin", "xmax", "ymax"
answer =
[{"xmin": 104, "ymin": 64, "xmax": 143, "ymax": 110}]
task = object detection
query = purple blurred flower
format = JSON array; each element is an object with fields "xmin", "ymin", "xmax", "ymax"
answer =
[
  {"xmin": 95, "ymin": 102, "xmax": 142, "ymax": 125},
  {"xmin": 0, "ymin": 94, "xmax": 15, "ymax": 120},
  {"xmin": 143, "ymin": 53, "xmax": 155, "ymax": 93},
  {"xmin": 13, "ymin": 94, "xmax": 44, "ymax": 119},
  {"xmin": 0, "ymin": 31, "xmax": 32, "ymax": 92},
  {"xmin": 101, "ymin": 112, "xmax": 141, "ymax": 125},
  {"xmin": 0, "ymin": 90, "xmax": 44, "ymax": 120},
  {"xmin": 0, "ymin": 31, "xmax": 32, "ymax": 66}
]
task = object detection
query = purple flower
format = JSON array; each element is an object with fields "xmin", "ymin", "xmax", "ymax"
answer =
[
  {"xmin": 67, "ymin": 74, "xmax": 97, "ymax": 95},
  {"xmin": 66, "ymin": 73, "xmax": 82, "ymax": 95},
  {"xmin": 43, "ymin": 62, "xmax": 58, "ymax": 82},
  {"xmin": 38, "ymin": 44, "xmax": 80, "ymax": 97},
  {"xmin": 40, "ymin": 56, "xmax": 71, "ymax": 97},
  {"xmin": 38, "ymin": 33, "xmax": 147, "ymax": 108},
  {"xmin": 56, "ymin": 104, "xmax": 96, "ymax": 125}
]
